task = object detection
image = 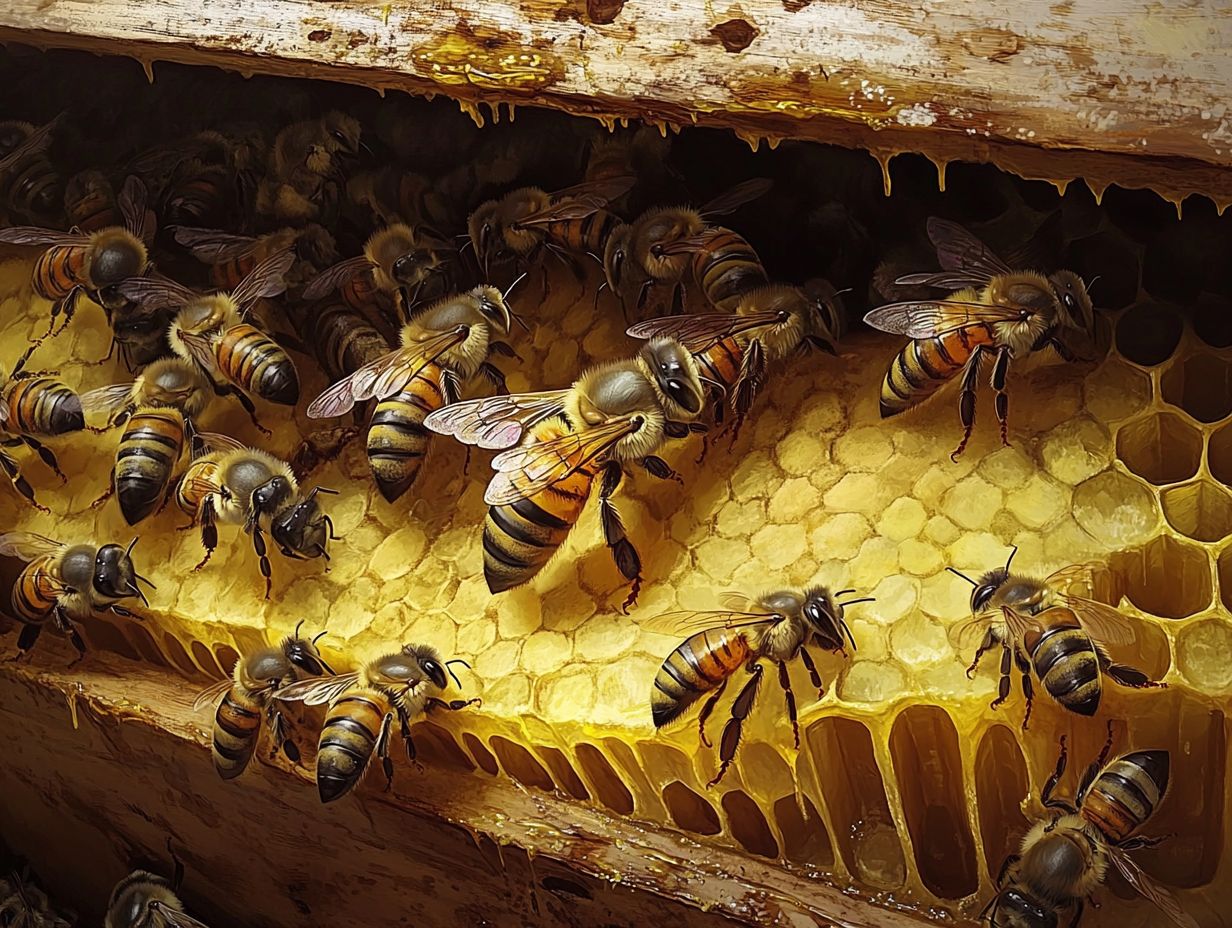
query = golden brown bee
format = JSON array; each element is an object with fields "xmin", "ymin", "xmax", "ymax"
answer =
[
  {"xmin": 0, "ymin": 532, "xmax": 154, "ymax": 663},
  {"xmin": 275, "ymin": 644, "xmax": 476, "ymax": 803},
  {"xmin": 193, "ymin": 621, "xmax": 335, "ymax": 779},
  {"xmin": 467, "ymin": 176, "xmax": 634, "ymax": 276},
  {"xmin": 64, "ymin": 169, "xmax": 120, "ymax": 233},
  {"xmin": 626, "ymin": 280, "xmax": 843, "ymax": 436},
  {"xmin": 256, "ymin": 112, "xmax": 362, "ymax": 227},
  {"xmin": 0, "ymin": 175, "xmax": 153, "ymax": 339},
  {"xmin": 303, "ymin": 223, "xmax": 459, "ymax": 324},
  {"xmin": 426, "ymin": 337, "xmax": 706, "ymax": 607},
  {"xmin": 307, "ymin": 284, "xmax": 516, "ymax": 502},
  {"xmin": 119, "ymin": 250, "xmax": 299, "ymax": 408},
  {"xmin": 0, "ymin": 115, "xmax": 63, "ymax": 224},
  {"xmin": 0, "ymin": 353, "xmax": 84, "ymax": 498},
  {"xmin": 951, "ymin": 547, "xmax": 1164, "ymax": 727},
  {"xmin": 82, "ymin": 357, "xmax": 217, "ymax": 525},
  {"xmin": 984, "ymin": 729, "xmax": 1197, "ymax": 928},
  {"xmin": 174, "ymin": 432, "xmax": 339, "ymax": 598},
  {"xmin": 105, "ymin": 853, "xmax": 210, "ymax": 928},
  {"xmin": 602, "ymin": 178, "xmax": 772, "ymax": 314},
  {"xmin": 173, "ymin": 223, "xmax": 337, "ymax": 291},
  {"xmin": 646, "ymin": 587, "xmax": 868, "ymax": 787},
  {"xmin": 865, "ymin": 217, "xmax": 1095, "ymax": 460}
]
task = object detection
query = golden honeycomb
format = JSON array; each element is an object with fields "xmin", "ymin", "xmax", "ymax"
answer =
[{"xmin": 1, "ymin": 54, "xmax": 1230, "ymax": 928}]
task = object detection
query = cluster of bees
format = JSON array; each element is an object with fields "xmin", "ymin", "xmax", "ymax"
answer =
[{"xmin": 0, "ymin": 100, "xmax": 1201, "ymax": 928}]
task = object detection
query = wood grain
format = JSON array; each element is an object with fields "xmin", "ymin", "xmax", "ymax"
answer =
[{"xmin": 0, "ymin": 0, "xmax": 1230, "ymax": 208}]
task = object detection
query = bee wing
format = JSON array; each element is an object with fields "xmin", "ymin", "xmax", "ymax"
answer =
[
  {"xmin": 926, "ymin": 216, "xmax": 1013, "ymax": 280},
  {"xmin": 1105, "ymin": 846, "xmax": 1200, "ymax": 928},
  {"xmin": 1001, "ymin": 605, "xmax": 1047, "ymax": 643},
  {"xmin": 423, "ymin": 390, "xmax": 570, "ymax": 449},
  {"xmin": 640, "ymin": 609, "xmax": 779, "ymax": 637},
  {"xmin": 80, "ymin": 382, "xmax": 137, "ymax": 417},
  {"xmin": 351, "ymin": 327, "xmax": 469, "ymax": 403},
  {"xmin": 194, "ymin": 431, "xmax": 248, "ymax": 455},
  {"xmin": 273, "ymin": 671, "xmax": 360, "ymax": 706},
  {"xmin": 952, "ymin": 612, "xmax": 997, "ymax": 650},
  {"xmin": 305, "ymin": 371, "xmax": 363, "ymax": 419},
  {"xmin": 229, "ymin": 247, "xmax": 295, "ymax": 312},
  {"xmin": 0, "ymin": 532, "xmax": 66, "ymax": 560},
  {"xmin": 0, "ymin": 114, "xmax": 61, "ymax": 174},
  {"xmin": 699, "ymin": 177, "xmax": 773, "ymax": 218},
  {"xmin": 172, "ymin": 226, "xmax": 259, "ymax": 264},
  {"xmin": 178, "ymin": 330, "xmax": 222, "ymax": 377},
  {"xmin": 651, "ymin": 231, "xmax": 720, "ymax": 258},
  {"xmin": 894, "ymin": 271, "xmax": 991, "ymax": 290},
  {"xmin": 301, "ymin": 255, "xmax": 372, "ymax": 300},
  {"xmin": 0, "ymin": 226, "xmax": 87, "ymax": 247},
  {"xmin": 116, "ymin": 175, "xmax": 151, "ymax": 241},
  {"xmin": 1059, "ymin": 595, "xmax": 1138, "ymax": 648},
  {"xmin": 512, "ymin": 177, "xmax": 634, "ymax": 227},
  {"xmin": 626, "ymin": 311, "xmax": 783, "ymax": 353},
  {"xmin": 484, "ymin": 417, "xmax": 638, "ymax": 506},
  {"xmin": 148, "ymin": 900, "xmax": 214, "ymax": 928},
  {"xmin": 862, "ymin": 300, "xmax": 1024, "ymax": 338},
  {"xmin": 191, "ymin": 678, "xmax": 233, "ymax": 712},
  {"xmin": 118, "ymin": 274, "xmax": 196, "ymax": 313}
]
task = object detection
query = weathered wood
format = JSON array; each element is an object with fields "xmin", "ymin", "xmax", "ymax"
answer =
[
  {"xmin": 0, "ymin": 0, "xmax": 1230, "ymax": 209},
  {"xmin": 0, "ymin": 650, "xmax": 965, "ymax": 928}
]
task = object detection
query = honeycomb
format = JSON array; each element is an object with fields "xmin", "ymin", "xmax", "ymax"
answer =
[{"xmin": 1, "ymin": 55, "xmax": 1230, "ymax": 928}]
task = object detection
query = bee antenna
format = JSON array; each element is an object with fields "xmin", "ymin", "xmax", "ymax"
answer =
[
  {"xmin": 444, "ymin": 658, "xmax": 471, "ymax": 690},
  {"xmin": 133, "ymin": 572, "xmax": 157, "ymax": 590},
  {"xmin": 1085, "ymin": 275, "xmax": 1101, "ymax": 292},
  {"xmin": 312, "ymin": 629, "xmax": 328, "ymax": 645},
  {"xmin": 837, "ymin": 597, "xmax": 875, "ymax": 608},
  {"xmin": 834, "ymin": 588, "xmax": 856, "ymax": 597},
  {"xmin": 596, "ymin": 279, "xmax": 609, "ymax": 293},
  {"xmin": 125, "ymin": 535, "xmax": 140, "ymax": 556},
  {"xmin": 947, "ymin": 567, "xmax": 978, "ymax": 587},
  {"xmin": 126, "ymin": 581, "xmax": 150, "ymax": 607},
  {"xmin": 696, "ymin": 374, "xmax": 727, "ymax": 395},
  {"xmin": 1004, "ymin": 544, "xmax": 1018, "ymax": 572},
  {"xmin": 841, "ymin": 618, "xmax": 857, "ymax": 651},
  {"xmin": 294, "ymin": 619, "xmax": 305, "ymax": 638},
  {"xmin": 503, "ymin": 271, "xmax": 529, "ymax": 301},
  {"xmin": 509, "ymin": 310, "xmax": 531, "ymax": 333}
]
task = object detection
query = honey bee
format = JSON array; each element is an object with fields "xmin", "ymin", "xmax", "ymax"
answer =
[
  {"xmin": 626, "ymin": 280, "xmax": 843, "ymax": 436},
  {"xmin": 602, "ymin": 178, "xmax": 772, "ymax": 314},
  {"xmin": 0, "ymin": 869, "xmax": 70, "ymax": 928},
  {"xmin": 467, "ymin": 176, "xmax": 635, "ymax": 276},
  {"xmin": 174, "ymin": 432, "xmax": 339, "ymax": 598},
  {"xmin": 0, "ymin": 115, "xmax": 63, "ymax": 224},
  {"xmin": 106, "ymin": 853, "xmax": 210, "ymax": 928},
  {"xmin": 425, "ymin": 337, "xmax": 706, "ymax": 607},
  {"xmin": 0, "ymin": 532, "xmax": 154, "ymax": 663},
  {"xmin": 645, "ymin": 587, "xmax": 868, "ymax": 787},
  {"xmin": 172, "ymin": 223, "xmax": 338, "ymax": 291},
  {"xmin": 129, "ymin": 125, "xmax": 266, "ymax": 227},
  {"xmin": 81, "ymin": 357, "xmax": 217, "ymax": 525},
  {"xmin": 119, "ymin": 249, "xmax": 299, "ymax": 408},
  {"xmin": 302, "ymin": 223, "xmax": 459, "ymax": 325},
  {"xmin": 0, "ymin": 354, "xmax": 84, "ymax": 500},
  {"xmin": 275, "ymin": 644, "xmax": 477, "ymax": 803},
  {"xmin": 865, "ymin": 217, "xmax": 1095, "ymax": 460},
  {"xmin": 303, "ymin": 300, "xmax": 391, "ymax": 387},
  {"xmin": 984, "ymin": 728, "xmax": 1197, "ymax": 928},
  {"xmin": 256, "ymin": 112, "xmax": 363, "ymax": 227},
  {"xmin": 64, "ymin": 169, "xmax": 120, "ymax": 233},
  {"xmin": 307, "ymin": 284, "xmax": 517, "ymax": 502},
  {"xmin": 950, "ymin": 547, "xmax": 1164, "ymax": 727},
  {"xmin": 193, "ymin": 620, "xmax": 335, "ymax": 779}
]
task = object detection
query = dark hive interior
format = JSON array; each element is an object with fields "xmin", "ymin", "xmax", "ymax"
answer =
[{"xmin": 0, "ymin": 45, "xmax": 1229, "ymax": 928}]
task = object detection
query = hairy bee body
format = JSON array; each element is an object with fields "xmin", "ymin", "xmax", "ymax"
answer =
[
  {"xmin": 544, "ymin": 208, "xmax": 623, "ymax": 258},
  {"xmin": 318, "ymin": 688, "xmax": 394, "ymax": 801},
  {"xmin": 1026, "ymin": 621, "xmax": 1102, "ymax": 716},
  {"xmin": 1083, "ymin": 751, "xmax": 1169, "ymax": 844},
  {"xmin": 367, "ymin": 363, "xmax": 446, "ymax": 503},
  {"xmin": 687, "ymin": 226, "xmax": 768, "ymax": 311},
  {"xmin": 306, "ymin": 301, "xmax": 389, "ymax": 382},
  {"xmin": 11, "ymin": 552, "xmax": 66, "ymax": 623},
  {"xmin": 651, "ymin": 626, "xmax": 753, "ymax": 728},
  {"xmin": 2, "ymin": 375, "xmax": 83, "ymax": 435},
  {"xmin": 64, "ymin": 170, "xmax": 118, "ymax": 233},
  {"xmin": 213, "ymin": 321, "xmax": 299, "ymax": 406},
  {"xmin": 0, "ymin": 121, "xmax": 62, "ymax": 223},
  {"xmin": 116, "ymin": 407, "xmax": 187, "ymax": 524},
  {"xmin": 105, "ymin": 870, "xmax": 197, "ymax": 928}
]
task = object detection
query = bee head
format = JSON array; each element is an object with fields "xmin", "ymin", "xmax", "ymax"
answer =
[
  {"xmin": 93, "ymin": 537, "xmax": 153, "ymax": 605},
  {"xmin": 91, "ymin": 233, "xmax": 146, "ymax": 287},
  {"xmin": 284, "ymin": 620, "xmax": 334, "ymax": 676},
  {"xmin": 640, "ymin": 337, "xmax": 703, "ymax": 416},
  {"xmin": 468, "ymin": 201, "xmax": 500, "ymax": 272},
  {"xmin": 950, "ymin": 546, "xmax": 1016, "ymax": 613},
  {"xmin": 1048, "ymin": 270, "xmax": 1095, "ymax": 335},
  {"xmin": 603, "ymin": 224, "xmax": 632, "ymax": 294},
  {"xmin": 251, "ymin": 476, "xmax": 294, "ymax": 518},
  {"xmin": 322, "ymin": 111, "xmax": 361, "ymax": 158},
  {"xmin": 402, "ymin": 644, "xmax": 448, "ymax": 691},
  {"xmin": 800, "ymin": 586, "xmax": 865, "ymax": 652}
]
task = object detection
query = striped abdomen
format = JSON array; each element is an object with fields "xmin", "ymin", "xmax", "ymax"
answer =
[
  {"xmin": 317, "ymin": 689, "xmax": 391, "ymax": 803},
  {"xmin": 1082, "ymin": 751, "xmax": 1170, "ymax": 844},
  {"xmin": 308, "ymin": 302, "xmax": 389, "ymax": 381},
  {"xmin": 165, "ymin": 167, "xmax": 228, "ymax": 225},
  {"xmin": 652, "ymin": 628, "xmax": 753, "ymax": 727},
  {"xmin": 32, "ymin": 244, "xmax": 87, "ymax": 301},
  {"xmin": 1027, "ymin": 623, "xmax": 1101, "ymax": 717},
  {"xmin": 545, "ymin": 209, "xmax": 622, "ymax": 257},
  {"xmin": 482, "ymin": 421, "xmax": 597, "ymax": 594},
  {"xmin": 212, "ymin": 686, "xmax": 263, "ymax": 780},
  {"xmin": 879, "ymin": 324, "xmax": 997, "ymax": 418},
  {"xmin": 215, "ymin": 324, "xmax": 299, "ymax": 406},
  {"xmin": 366, "ymin": 362, "xmax": 445, "ymax": 502},
  {"xmin": 695, "ymin": 336, "xmax": 746, "ymax": 399},
  {"xmin": 115, "ymin": 407, "xmax": 186, "ymax": 525},
  {"xmin": 175, "ymin": 457, "xmax": 222, "ymax": 517},
  {"xmin": 1, "ymin": 150, "xmax": 61, "ymax": 221},
  {"xmin": 3, "ymin": 376, "xmax": 84, "ymax": 435},
  {"xmin": 12, "ymin": 555, "xmax": 61, "ymax": 622},
  {"xmin": 689, "ymin": 228, "xmax": 768, "ymax": 312},
  {"xmin": 209, "ymin": 253, "xmax": 256, "ymax": 292},
  {"xmin": 67, "ymin": 194, "xmax": 117, "ymax": 234}
]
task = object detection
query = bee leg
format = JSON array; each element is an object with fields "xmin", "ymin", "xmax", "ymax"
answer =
[
  {"xmin": 13, "ymin": 621, "xmax": 43, "ymax": 660},
  {"xmin": 489, "ymin": 340, "xmax": 521, "ymax": 362},
  {"xmin": 1119, "ymin": 834, "xmax": 1171, "ymax": 851},
  {"xmin": 375, "ymin": 711, "xmax": 395, "ymax": 791},
  {"xmin": 194, "ymin": 498, "xmax": 218, "ymax": 571},
  {"xmin": 479, "ymin": 362, "xmax": 508, "ymax": 396},
  {"xmin": 226, "ymin": 385, "xmax": 272, "ymax": 437},
  {"xmin": 994, "ymin": 853, "xmax": 1021, "ymax": 887},
  {"xmin": 707, "ymin": 663, "xmax": 763, "ymax": 789},
  {"xmin": 269, "ymin": 707, "xmax": 300, "ymax": 763},
  {"xmin": 1047, "ymin": 336, "xmax": 1087, "ymax": 365},
  {"xmin": 89, "ymin": 479, "xmax": 114, "ymax": 512},
  {"xmin": 1041, "ymin": 735, "xmax": 1077, "ymax": 814},
  {"xmin": 695, "ymin": 680, "xmax": 727, "ymax": 748},
  {"xmin": 641, "ymin": 455, "xmax": 682, "ymax": 485},
  {"xmin": 399, "ymin": 708, "xmax": 424, "ymax": 773},
  {"xmin": 1067, "ymin": 899, "xmax": 1084, "ymax": 928},
  {"xmin": 1076, "ymin": 721, "xmax": 1115, "ymax": 803},
  {"xmin": 426, "ymin": 696, "xmax": 481, "ymax": 712},
  {"xmin": 799, "ymin": 646, "xmax": 825, "ymax": 699},
  {"xmin": 989, "ymin": 643, "xmax": 1012, "ymax": 710},
  {"xmin": 599, "ymin": 462, "xmax": 642, "ymax": 613},
  {"xmin": 1015, "ymin": 650, "xmax": 1034, "ymax": 730},
  {"xmin": 635, "ymin": 280, "xmax": 654, "ymax": 316},
  {"xmin": 51, "ymin": 287, "xmax": 82, "ymax": 337},
  {"xmin": 951, "ymin": 344, "xmax": 990, "ymax": 462},
  {"xmin": 777, "ymin": 661, "xmax": 800, "ymax": 749},
  {"xmin": 1102, "ymin": 657, "xmax": 1166, "ymax": 690},
  {"xmin": 17, "ymin": 435, "xmax": 66, "ymax": 483},
  {"xmin": 990, "ymin": 346, "xmax": 1012, "ymax": 448},
  {"xmin": 54, "ymin": 607, "xmax": 87, "ymax": 667},
  {"xmin": 670, "ymin": 282, "xmax": 685, "ymax": 316},
  {"xmin": 966, "ymin": 628, "xmax": 997, "ymax": 678},
  {"xmin": 0, "ymin": 449, "xmax": 50, "ymax": 513},
  {"xmin": 250, "ymin": 525, "xmax": 274, "ymax": 600},
  {"xmin": 729, "ymin": 340, "xmax": 766, "ymax": 448}
]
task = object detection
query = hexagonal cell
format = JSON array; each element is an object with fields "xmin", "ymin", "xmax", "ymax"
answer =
[
  {"xmin": 1062, "ymin": 229, "xmax": 1140, "ymax": 311},
  {"xmin": 212, "ymin": 643, "xmax": 240, "ymax": 676},
  {"xmin": 721, "ymin": 790, "xmax": 779, "ymax": 858},
  {"xmin": 536, "ymin": 746, "xmax": 589, "ymax": 801},
  {"xmin": 975, "ymin": 725, "xmax": 1031, "ymax": 880},
  {"xmin": 189, "ymin": 639, "xmax": 222, "ymax": 676},
  {"xmin": 81, "ymin": 617, "xmax": 140, "ymax": 662},
  {"xmin": 888, "ymin": 706, "xmax": 978, "ymax": 900},
  {"xmin": 1111, "ymin": 535, "xmax": 1213, "ymax": 619},
  {"xmin": 1193, "ymin": 292, "xmax": 1232, "ymax": 349},
  {"xmin": 1161, "ymin": 481, "xmax": 1232, "ymax": 543},
  {"xmin": 1100, "ymin": 186, "xmax": 1178, "ymax": 246},
  {"xmin": 462, "ymin": 732, "xmax": 499, "ymax": 775},
  {"xmin": 489, "ymin": 736, "xmax": 555, "ymax": 792},
  {"xmin": 662, "ymin": 781, "xmax": 721, "ymax": 836},
  {"xmin": 1177, "ymin": 619, "xmax": 1232, "ymax": 692},
  {"xmin": 409, "ymin": 722, "xmax": 475, "ymax": 772},
  {"xmin": 773, "ymin": 793, "xmax": 834, "ymax": 867},
  {"xmin": 1115, "ymin": 412, "xmax": 1203, "ymax": 485},
  {"xmin": 575, "ymin": 743, "xmax": 634, "ymax": 814},
  {"xmin": 1219, "ymin": 548, "xmax": 1232, "ymax": 614},
  {"xmin": 1083, "ymin": 359, "xmax": 1153, "ymax": 424},
  {"xmin": 1072, "ymin": 470, "xmax": 1160, "ymax": 547},
  {"xmin": 1115, "ymin": 300, "xmax": 1183, "ymax": 367},
  {"xmin": 1160, "ymin": 352, "xmax": 1232, "ymax": 424},
  {"xmin": 1210, "ymin": 421, "xmax": 1232, "ymax": 487}
]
